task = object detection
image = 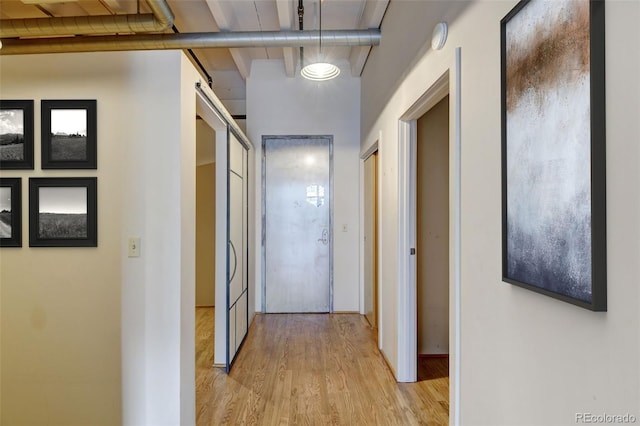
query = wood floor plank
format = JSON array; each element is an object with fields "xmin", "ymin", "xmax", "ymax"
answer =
[{"xmin": 196, "ymin": 309, "xmax": 449, "ymax": 425}]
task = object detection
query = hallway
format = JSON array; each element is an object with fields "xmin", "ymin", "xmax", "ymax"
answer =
[{"xmin": 196, "ymin": 310, "xmax": 448, "ymax": 425}]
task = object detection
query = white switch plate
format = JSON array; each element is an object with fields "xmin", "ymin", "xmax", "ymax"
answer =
[{"xmin": 128, "ymin": 237, "xmax": 141, "ymax": 257}]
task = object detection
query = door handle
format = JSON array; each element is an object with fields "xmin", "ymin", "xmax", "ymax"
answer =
[
  {"xmin": 317, "ymin": 228, "xmax": 329, "ymax": 245},
  {"xmin": 228, "ymin": 240, "xmax": 238, "ymax": 283}
]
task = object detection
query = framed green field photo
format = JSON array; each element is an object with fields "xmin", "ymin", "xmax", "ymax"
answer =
[
  {"xmin": 29, "ymin": 177, "xmax": 97, "ymax": 247},
  {"xmin": 41, "ymin": 100, "xmax": 97, "ymax": 169},
  {"xmin": 0, "ymin": 100, "xmax": 34, "ymax": 170},
  {"xmin": 0, "ymin": 178, "xmax": 22, "ymax": 247}
]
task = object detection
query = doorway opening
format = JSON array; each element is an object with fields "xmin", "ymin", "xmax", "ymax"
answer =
[
  {"xmin": 195, "ymin": 115, "xmax": 217, "ymax": 377},
  {"xmin": 194, "ymin": 84, "xmax": 253, "ymax": 376},
  {"xmin": 396, "ymin": 47, "xmax": 461, "ymax": 423},
  {"xmin": 416, "ymin": 96, "xmax": 450, "ymax": 383},
  {"xmin": 363, "ymin": 150, "xmax": 379, "ymax": 341}
]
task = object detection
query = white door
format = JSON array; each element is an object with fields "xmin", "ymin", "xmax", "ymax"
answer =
[
  {"xmin": 263, "ymin": 136, "xmax": 332, "ymax": 313},
  {"xmin": 227, "ymin": 130, "xmax": 248, "ymax": 371}
]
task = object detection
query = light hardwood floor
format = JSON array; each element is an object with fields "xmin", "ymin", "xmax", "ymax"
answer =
[{"xmin": 196, "ymin": 308, "xmax": 449, "ymax": 425}]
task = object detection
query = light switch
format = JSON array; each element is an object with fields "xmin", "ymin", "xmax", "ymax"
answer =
[{"xmin": 128, "ymin": 237, "xmax": 141, "ymax": 257}]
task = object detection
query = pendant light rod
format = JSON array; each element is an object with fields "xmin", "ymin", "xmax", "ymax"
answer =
[
  {"xmin": 319, "ymin": 0, "xmax": 322, "ymax": 53},
  {"xmin": 298, "ymin": 0, "xmax": 304, "ymax": 67},
  {"xmin": 300, "ymin": 0, "xmax": 341, "ymax": 81}
]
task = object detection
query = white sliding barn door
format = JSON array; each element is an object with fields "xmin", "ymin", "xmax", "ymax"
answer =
[{"xmin": 227, "ymin": 130, "xmax": 248, "ymax": 371}]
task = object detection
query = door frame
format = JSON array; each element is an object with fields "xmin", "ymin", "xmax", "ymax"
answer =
[
  {"xmin": 261, "ymin": 135, "xmax": 334, "ymax": 313},
  {"xmin": 397, "ymin": 48, "xmax": 462, "ymax": 424}
]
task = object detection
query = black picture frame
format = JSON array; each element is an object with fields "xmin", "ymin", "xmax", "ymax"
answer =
[
  {"xmin": 41, "ymin": 100, "xmax": 97, "ymax": 169},
  {"xmin": 501, "ymin": 0, "xmax": 606, "ymax": 311},
  {"xmin": 0, "ymin": 178, "xmax": 22, "ymax": 247},
  {"xmin": 0, "ymin": 100, "xmax": 34, "ymax": 170},
  {"xmin": 29, "ymin": 177, "xmax": 97, "ymax": 247}
]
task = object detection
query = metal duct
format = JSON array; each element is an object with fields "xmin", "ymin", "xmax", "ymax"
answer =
[
  {"xmin": 0, "ymin": 0, "xmax": 174, "ymax": 38},
  {"xmin": 0, "ymin": 29, "xmax": 381, "ymax": 55}
]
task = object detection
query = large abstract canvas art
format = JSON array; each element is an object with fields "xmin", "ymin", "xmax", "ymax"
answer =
[{"xmin": 501, "ymin": 0, "xmax": 606, "ymax": 311}]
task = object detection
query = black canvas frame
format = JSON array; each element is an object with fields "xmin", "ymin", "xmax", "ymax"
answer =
[
  {"xmin": 0, "ymin": 100, "xmax": 34, "ymax": 170},
  {"xmin": 41, "ymin": 100, "xmax": 97, "ymax": 169},
  {"xmin": 29, "ymin": 177, "xmax": 97, "ymax": 247},
  {"xmin": 501, "ymin": 0, "xmax": 606, "ymax": 311},
  {"xmin": 0, "ymin": 178, "xmax": 22, "ymax": 247}
]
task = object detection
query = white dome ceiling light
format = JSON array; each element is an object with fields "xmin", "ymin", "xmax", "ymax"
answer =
[
  {"xmin": 301, "ymin": 62, "xmax": 340, "ymax": 81},
  {"xmin": 301, "ymin": 0, "xmax": 339, "ymax": 82}
]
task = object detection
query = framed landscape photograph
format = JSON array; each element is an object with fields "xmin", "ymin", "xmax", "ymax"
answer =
[
  {"xmin": 0, "ymin": 100, "xmax": 34, "ymax": 170},
  {"xmin": 41, "ymin": 100, "xmax": 97, "ymax": 169},
  {"xmin": 501, "ymin": 0, "xmax": 606, "ymax": 311},
  {"xmin": 0, "ymin": 178, "xmax": 22, "ymax": 247},
  {"xmin": 29, "ymin": 177, "xmax": 97, "ymax": 247}
]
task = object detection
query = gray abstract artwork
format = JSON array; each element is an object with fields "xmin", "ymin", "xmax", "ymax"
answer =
[{"xmin": 504, "ymin": 0, "xmax": 592, "ymax": 302}]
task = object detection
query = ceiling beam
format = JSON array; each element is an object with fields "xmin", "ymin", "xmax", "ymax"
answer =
[
  {"xmin": 229, "ymin": 49, "xmax": 252, "ymax": 80},
  {"xmin": 350, "ymin": 0, "xmax": 389, "ymax": 76},
  {"xmin": 204, "ymin": 0, "xmax": 235, "ymax": 29},
  {"xmin": 205, "ymin": 0, "xmax": 253, "ymax": 79},
  {"xmin": 99, "ymin": 0, "xmax": 131, "ymax": 14},
  {"xmin": 276, "ymin": 0, "xmax": 296, "ymax": 77}
]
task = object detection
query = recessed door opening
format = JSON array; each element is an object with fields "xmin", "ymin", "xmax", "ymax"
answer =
[
  {"xmin": 363, "ymin": 151, "xmax": 379, "ymax": 340},
  {"xmin": 416, "ymin": 96, "xmax": 450, "ymax": 386},
  {"xmin": 194, "ymin": 84, "xmax": 255, "ymax": 423},
  {"xmin": 195, "ymin": 113, "xmax": 218, "ymax": 419},
  {"xmin": 396, "ymin": 49, "xmax": 461, "ymax": 422}
]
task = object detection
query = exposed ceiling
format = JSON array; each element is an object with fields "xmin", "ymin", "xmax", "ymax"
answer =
[{"xmin": 0, "ymin": 0, "xmax": 389, "ymax": 116}]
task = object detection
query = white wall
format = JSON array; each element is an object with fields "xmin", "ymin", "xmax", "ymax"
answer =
[
  {"xmin": 362, "ymin": 1, "xmax": 640, "ymax": 424},
  {"xmin": 0, "ymin": 52, "xmax": 127, "ymax": 425},
  {"xmin": 247, "ymin": 59, "xmax": 361, "ymax": 312},
  {"xmin": 0, "ymin": 50, "xmax": 203, "ymax": 426}
]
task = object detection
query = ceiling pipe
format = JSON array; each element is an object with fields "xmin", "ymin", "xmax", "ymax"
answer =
[
  {"xmin": 0, "ymin": 29, "xmax": 381, "ymax": 55},
  {"xmin": 0, "ymin": 0, "xmax": 174, "ymax": 38}
]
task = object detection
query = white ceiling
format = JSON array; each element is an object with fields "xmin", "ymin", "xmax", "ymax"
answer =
[{"xmin": 0, "ymin": 0, "xmax": 388, "ymax": 115}]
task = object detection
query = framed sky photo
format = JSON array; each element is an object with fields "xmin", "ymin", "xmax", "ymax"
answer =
[
  {"xmin": 501, "ymin": 0, "xmax": 606, "ymax": 311},
  {"xmin": 0, "ymin": 178, "xmax": 22, "ymax": 247},
  {"xmin": 29, "ymin": 177, "xmax": 97, "ymax": 247},
  {"xmin": 41, "ymin": 100, "xmax": 97, "ymax": 169},
  {"xmin": 0, "ymin": 100, "xmax": 34, "ymax": 170}
]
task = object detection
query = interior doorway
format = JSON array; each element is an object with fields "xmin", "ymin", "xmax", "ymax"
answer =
[
  {"xmin": 196, "ymin": 118, "xmax": 216, "ymax": 311},
  {"xmin": 363, "ymin": 151, "xmax": 379, "ymax": 337},
  {"xmin": 396, "ymin": 49, "xmax": 461, "ymax": 424},
  {"xmin": 195, "ymin": 83, "xmax": 254, "ymax": 372},
  {"xmin": 416, "ymin": 96, "xmax": 450, "ymax": 380},
  {"xmin": 195, "ymin": 116, "xmax": 217, "ymax": 377}
]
